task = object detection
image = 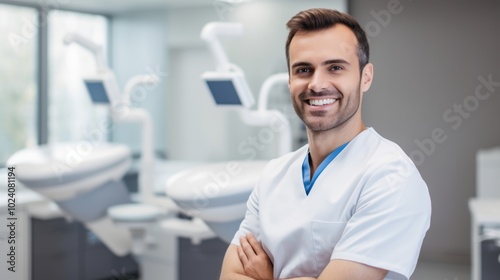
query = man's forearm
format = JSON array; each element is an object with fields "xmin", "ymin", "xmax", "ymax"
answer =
[
  {"xmin": 220, "ymin": 272, "xmax": 256, "ymax": 280},
  {"xmin": 221, "ymin": 274, "xmax": 316, "ymax": 280}
]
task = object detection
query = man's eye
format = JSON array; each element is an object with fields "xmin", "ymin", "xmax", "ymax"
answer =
[
  {"xmin": 296, "ymin": 68, "xmax": 311, "ymax": 73},
  {"xmin": 331, "ymin": 65, "xmax": 343, "ymax": 71}
]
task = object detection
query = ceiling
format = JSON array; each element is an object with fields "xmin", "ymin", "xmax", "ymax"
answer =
[{"xmin": 13, "ymin": 0, "xmax": 224, "ymax": 14}]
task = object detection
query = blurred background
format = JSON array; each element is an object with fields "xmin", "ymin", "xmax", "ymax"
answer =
[{"xmin": 1, "ymin": 0, "xmax": 500, "ymax": 279}]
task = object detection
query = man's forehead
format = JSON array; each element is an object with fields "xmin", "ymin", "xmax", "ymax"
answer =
[
  {"xmin": 294, "ymin": 24, "xmax": 356, "ymax": 39},
  {"xmin": 290, "ymin": 24, "xmax": 358, "ymax": 64},
  {"xmin": 290, "ymin": 25, "xmax": 358, "ymax": 59}
]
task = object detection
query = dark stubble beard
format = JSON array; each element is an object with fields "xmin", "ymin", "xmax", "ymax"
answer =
[{"xmin": 292, "ymin": 82, "xmax": 361, "ymax": 133}]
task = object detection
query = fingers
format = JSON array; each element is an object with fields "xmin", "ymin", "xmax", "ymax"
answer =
[
  {"xmin": 238, "ymin": 235, "xmax": 251, "ymax": 268},
  {"xmin": 238, "ymin": 233, "xmax": 260, "ymax": 267},
  {"xmin": 246, "ymin": 234, "xmax": 265, "ymax": 255},
  {"xmin": 240, "ymin": 235, "xmax": 256, "ymax": 256},
  {"xmin": 237, "ymin": 234, "xmax": 274, "ymax": 280},
  {"xmin": 238, "ymin": 233, "xmax": 270, "ymax": 266},
  {"xmin": 237, "ymin": 245, "xmax": 248, "ymax": 265}
]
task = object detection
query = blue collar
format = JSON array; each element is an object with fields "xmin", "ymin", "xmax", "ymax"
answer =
[{"xmin": 302, "ymin": 142, "xmax": 349, "ymax": 195}]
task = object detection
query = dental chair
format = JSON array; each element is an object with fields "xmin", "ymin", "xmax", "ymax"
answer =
[{"xmin": 8, "ymin": 142, "xmax": 133, "ymax": 255}]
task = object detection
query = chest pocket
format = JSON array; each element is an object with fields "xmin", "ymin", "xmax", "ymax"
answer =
[{"xmin": 311, "ymin": 221, "xmax": 347, "ymax": 273}]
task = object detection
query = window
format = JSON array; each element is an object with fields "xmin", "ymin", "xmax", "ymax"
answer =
[
  {"xmin": 0, "ymin": 4, "xmax": 37, "ymax": 164},
  {"xmin": 48, "ymin": 10, "xmax": 108, "ymax": 143},
  {"xmin": 0, "ymin": 3, "xmax": 109, "ymax": 166}
]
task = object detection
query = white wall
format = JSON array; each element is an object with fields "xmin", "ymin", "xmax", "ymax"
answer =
[
  {"xmin": 166, "ymin": 45, "xmax": 231, "ymax": 161},
  {"xmin": 164, "ymin": 5, "xmax": 230, "ymax": 161}
]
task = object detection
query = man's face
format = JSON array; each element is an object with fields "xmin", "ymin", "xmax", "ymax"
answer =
[{"xmin": 288, "ymin": 24, "xmax": 371, "ymax": 133}]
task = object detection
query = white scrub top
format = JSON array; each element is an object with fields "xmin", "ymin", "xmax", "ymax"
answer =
[{"xmin": 231, "ymin": 127, "xmax": 431, "ymax": 280}]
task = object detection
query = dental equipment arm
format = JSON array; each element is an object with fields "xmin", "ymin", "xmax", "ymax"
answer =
[
  {"xmin": 123, "ymin": 75, "xmax": 159, "ymax": 106},
  {"xmin": 200, "ymin": 22, "xmax": 255, "ymax": 109},
  {"xmin": 114, "ymin": 75, "xmax": 159, "ymax": 205},
  {"xmin": 238, "ymin": 73, "xmax": 292, "ymax": 156},
  {"xmin": 201, "ymin": 22, "xmax": 244, "ymax": 72},
  {"xmin": 257, "ymin": 73, "xmax": 289, "ymax": 112},
  {"xmin": 64, "ymin": 33, "xmax": 124, "ymax": 109},
  {"xmin": 63, "ymin": 32, "xmax": 161, "ymax": 205},
  {"xmin": 64, "ymin": 32, "xmax": 168, "ymax": 207},
  {"xmin": 63, "ymin": 32, "xmax": 107, "ymax": 73}
]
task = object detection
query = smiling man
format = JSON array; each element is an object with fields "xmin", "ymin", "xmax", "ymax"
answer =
[{"xmin": 220, "ymin": 8, "xmax": 431, "ymax": 280}]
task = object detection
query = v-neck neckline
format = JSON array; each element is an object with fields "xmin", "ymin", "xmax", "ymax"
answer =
[{"xmin": 301, "ymin": 142, "xmax": 349, "ymax": 196}]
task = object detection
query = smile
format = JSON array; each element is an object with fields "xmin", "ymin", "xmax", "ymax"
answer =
[{"xmin": 306, "ymin": 98, "xmax": 338, "ymax": 106}]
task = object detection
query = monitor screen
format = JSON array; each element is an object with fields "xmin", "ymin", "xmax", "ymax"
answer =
[
  {"xmin": 205, "ymin": 80, "xmax": 243, "ymax": 105},
  {"xmin": 84, "ymin": 80, "xmax": 110, "ymax": 104}
]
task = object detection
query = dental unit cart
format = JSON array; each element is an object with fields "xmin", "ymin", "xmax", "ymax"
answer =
[{"xmin": 469, "ymin": 148, "xmax": 500, "ymax": 280}]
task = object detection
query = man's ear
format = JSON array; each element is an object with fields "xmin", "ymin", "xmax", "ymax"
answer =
[{"xmin": 360, "ymin": 63, "xmax": 374, "ymax": 93}]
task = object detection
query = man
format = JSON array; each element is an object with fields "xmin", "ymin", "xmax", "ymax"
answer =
[{"xmin": 220, "ymin": 8, "xmax": 431, "ymax": 280}]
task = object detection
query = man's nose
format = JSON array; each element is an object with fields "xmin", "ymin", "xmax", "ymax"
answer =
[{"xmin": 307, "ymin": 70, "xmax": 330, "ymax": 93}]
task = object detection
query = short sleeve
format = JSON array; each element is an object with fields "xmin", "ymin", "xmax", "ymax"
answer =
[
  {"xmin": 231, "ymin": 179, "xmax": 261, "ymax": 246},
  {"xmin": 331, "ymin": 160, "xmax": 431, "ymax": 280}
]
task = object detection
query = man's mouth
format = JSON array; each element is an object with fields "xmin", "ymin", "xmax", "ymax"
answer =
[{"xmin": 305, "ymin": 98, "xmax": 338, "ymax": 106}]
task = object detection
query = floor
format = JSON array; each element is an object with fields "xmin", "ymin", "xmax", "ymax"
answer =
[{"xmin": 411, "ymin": 261, "xmax": 471, "ymax": 280}]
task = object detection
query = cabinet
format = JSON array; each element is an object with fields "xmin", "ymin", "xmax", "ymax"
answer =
[
  {"xmin": 31, "ymin": 217, "xmax": 139, "ymax": 280},
  {"xmin": 469, "ymin": 198, "xmax": 500, "ymax": 280},
  {"xmin": 179, "ymin": 237, "xmax": 227, "ymax": 280},
  {"xmin": 480, "ymin": 237, "xmax": 500, "ymax": 280}
]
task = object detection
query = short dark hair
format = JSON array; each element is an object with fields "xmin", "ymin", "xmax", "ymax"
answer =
[{"xmin": 286, "ymin": 8, "xmax": 369, "ymax": 73}]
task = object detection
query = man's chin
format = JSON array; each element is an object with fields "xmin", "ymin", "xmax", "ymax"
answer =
[{"xmin": 304, "ymin": 122, "xmax": 335, "ymax": 133}]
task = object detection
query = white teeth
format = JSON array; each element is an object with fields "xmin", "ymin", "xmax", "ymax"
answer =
[{"xmin": 309, "ymin": 98, "xmax": 336, "ymax": 106}]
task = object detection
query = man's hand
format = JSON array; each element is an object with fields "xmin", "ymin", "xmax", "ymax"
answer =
[{"xmin": 238, "ymin": 233, "xmax": 274, "ymax": 280}]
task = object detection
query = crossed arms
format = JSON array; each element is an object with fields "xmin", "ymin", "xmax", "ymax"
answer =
[{"xmin": 220, "ymin": 234, "xmax": 388, "ymax": 280}]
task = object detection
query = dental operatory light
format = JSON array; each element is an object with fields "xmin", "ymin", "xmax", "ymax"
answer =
[
  {"xmin": 201, "ymin": 70, "xmax": 255, "ymax": 108},
  {"xmin": 63, "ymin": 33, "xmax": 122, "ymax": 108},
  {"xmin": 82, "ymin": 75, "xmax": 120, "ymax": 105},
  {"xmin": 200, "ymin": 21, "xmax": 292, "ymax": 155},
  {"xmin": 200, "ymin": 22, "xmax": 255, "ymax": 109}
]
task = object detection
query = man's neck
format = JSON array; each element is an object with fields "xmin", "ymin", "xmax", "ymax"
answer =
[{"xmin": 307, "ymin": 120, "xmax": 366, "ymax": 176}]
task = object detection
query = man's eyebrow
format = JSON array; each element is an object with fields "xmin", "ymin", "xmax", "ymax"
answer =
[
  {"xmin": 291, "ymin": 61, "xmax": 312, "ymax": 69},
  {"xmin": 323, "ymin": 59, "xmax": 350, "ymax": 66},
  {"xmin": 291, "ymin": 59, "xmax": 350, "ymax": 69}
]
